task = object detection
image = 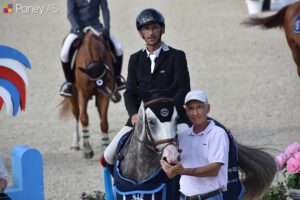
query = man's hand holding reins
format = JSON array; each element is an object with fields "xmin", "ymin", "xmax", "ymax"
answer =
[{"xmin": 160, "ymin": 159, "xmax": 182, "ymax": 178}]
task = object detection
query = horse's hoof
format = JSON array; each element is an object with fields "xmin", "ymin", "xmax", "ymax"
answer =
[
  {"xmin": 83, "ymin": 151, "xmax": 94, "ymax": 159},
  {"xmin": 70, "ymin": 146, "xmax": 80, "ymax": 151}
]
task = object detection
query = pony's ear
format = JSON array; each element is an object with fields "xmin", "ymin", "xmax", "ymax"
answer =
[
  {"xmin": 134, "ymin": 102, "xmax": 145, "ymax": 137},
  {"xmin": 137, "ymin": 101, "xmax": 145, "ymax": 123}
]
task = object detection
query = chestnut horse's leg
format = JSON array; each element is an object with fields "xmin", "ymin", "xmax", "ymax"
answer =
[
  {"xmin": 96, "ymin": 94, "xmax": 110, "ymax": 151},
  {"xmin": 78, "ymin": 90, "xmax": 94, "ymax": 159},
  {"xmin": 70, "ymin": 95, "xmax": 80, "ymax": 151}
]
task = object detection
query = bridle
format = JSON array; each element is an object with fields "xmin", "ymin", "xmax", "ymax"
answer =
[{"xmin": 134, "ymin": 98, "xmax": 180, "ymax": 158}]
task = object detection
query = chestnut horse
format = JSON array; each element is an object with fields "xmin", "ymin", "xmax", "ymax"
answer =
[
  {"xmin": 60, "ymin": 28, "xmax": 118, "ymax": 159},
  {"xmin": 244, "ymin": 1, "xmax": 300, "ymax": 77}
]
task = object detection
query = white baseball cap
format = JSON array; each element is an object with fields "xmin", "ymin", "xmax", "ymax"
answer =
[{"xmin": 184, "ymin": 90, "xmax": 208, "ymax": 104}]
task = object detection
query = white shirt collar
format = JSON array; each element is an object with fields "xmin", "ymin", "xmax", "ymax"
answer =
[
  {"xmin": 188, "ymin": 120, "xmax": 215, "ymax": 136},
  {"xmin": 143, "ymin": 42, "xmax": 169, "ymax": 58}
]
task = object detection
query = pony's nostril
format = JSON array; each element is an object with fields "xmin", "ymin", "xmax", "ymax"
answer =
[{"xmin": 163, "ymin": 157, "xmax": 167, "ymax": 162}]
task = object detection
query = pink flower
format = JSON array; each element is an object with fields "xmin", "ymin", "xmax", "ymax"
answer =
[
  {"xmin": 276, "ymin": 153, "xmax": 288, "ymax": 170},
  {"xmin": 294, "ymin": 152, "xmax": 300, "ymax": 162},
  {"xmin": 286, "ymin": 157, "xmax": 300, "ymax": 173},
  {"xmin": 285, "ymin": 142, "xmax": 300, "ymax": 156}
]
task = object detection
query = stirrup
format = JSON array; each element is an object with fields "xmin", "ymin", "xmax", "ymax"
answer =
[
  {"xmin": 59, "ymin": 82, "xmax": 73, "ymax": 97},
  {"xmin": 116, "ymin": 76, "xmax": 126, "ymax": 91}
]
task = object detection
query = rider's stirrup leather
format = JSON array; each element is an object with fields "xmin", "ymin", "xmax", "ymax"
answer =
[
  {"xmin": 116, "ymin": 77, "xmax": 126, "ymax": 91},
  {"xmin": 59, "ymin": 82, "xmax": 73, "ymax": 97}
]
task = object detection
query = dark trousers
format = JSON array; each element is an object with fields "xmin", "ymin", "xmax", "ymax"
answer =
[{"xmin": 0, "ymin": 193, "xmax": 11, "ymax": 200}]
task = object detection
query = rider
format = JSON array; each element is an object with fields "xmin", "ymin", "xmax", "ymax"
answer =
[
  {"xmin": 101, "ymin": 8, "xmax": 191, "ymax": 170},
  {"xmin": 59, "ymin": 0, "xmax": 125, "ymax": 97}
]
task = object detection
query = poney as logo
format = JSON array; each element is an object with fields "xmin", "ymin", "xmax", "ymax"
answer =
[
  {"xmin": 0, "ymin": 45, "xmax": 31, "ymax": 116},
  {"xmin": 3, "ymin": 3, "xmax": 13, "ymax": 14}
]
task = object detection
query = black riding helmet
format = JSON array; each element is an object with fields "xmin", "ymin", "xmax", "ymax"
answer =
[{"xmin": 136, "ymin": 8, "xmax": 165, "ymax": 30}]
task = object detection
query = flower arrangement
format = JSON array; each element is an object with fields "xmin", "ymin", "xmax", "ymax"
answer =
[{"xmin": 276, "ymin": 142, "xmax": 300, "ymax": 189}]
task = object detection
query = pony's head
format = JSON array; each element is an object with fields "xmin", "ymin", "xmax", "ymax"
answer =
[
  {"xmin": 75, "ymin": 29, "xmax": 118, "ymax": 101},
  {"xmin": 136, "ymin": 98, "xmax": 180, "ymax": 164}
]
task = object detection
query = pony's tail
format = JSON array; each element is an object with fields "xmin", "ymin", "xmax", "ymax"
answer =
[
  {"xmin": 236, "ymin": 141, "xmax": 277, "ymax": 199},
  {"xmin": 242, "ymin": 5, "xmax": 288, "ymax": 29},
  {"xmin": 58, "ymin": 98, "xmax": 74, "ymax": 120}
]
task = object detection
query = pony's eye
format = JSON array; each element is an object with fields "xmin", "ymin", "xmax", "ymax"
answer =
[{"xmin": 148, "ymin": 119, "xmax": 156, "ymax": 127}]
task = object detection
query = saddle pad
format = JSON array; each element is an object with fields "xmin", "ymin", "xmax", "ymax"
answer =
[
  {"xmin": 294, "ymin": 13, "xmax": 300, "ymax": 34},
  {"xmin": 114, "ymin": 183, "xmax": 167, "ymax": 200}
]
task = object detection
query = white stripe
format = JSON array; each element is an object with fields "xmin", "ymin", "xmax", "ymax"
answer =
[
  {"xmin": 0, "ymin": 58, "xmax": 29, "ymax": 86},
  {"xmin": 0, "ymin": 86, "xmax": 12, "ymax": 113}
]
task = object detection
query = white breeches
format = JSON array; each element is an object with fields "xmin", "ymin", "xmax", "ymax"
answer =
[
  {"xmin": 110, "ymin": 34, "xmax": 123, "ymax": 56},
  {"xmin": 103, "ymin": 123, "xmax": 189, "ymax": 165},
  {"xmin": 60, "ymin": 33, "xmax": 78, "ymax": 63},
  {"xmin": 60, "ymin": 33, "xmax": 123, "ymax": 63}
]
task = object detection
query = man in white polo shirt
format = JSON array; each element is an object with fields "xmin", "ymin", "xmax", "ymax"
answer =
[{"xmin": 161, "ymin": 90, "xmax": 229, "ymax": 200}]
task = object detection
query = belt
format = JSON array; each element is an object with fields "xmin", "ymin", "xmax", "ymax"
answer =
[{"xmin": 181, "ymin": 189, "xmax": 221, "ymax": 200}]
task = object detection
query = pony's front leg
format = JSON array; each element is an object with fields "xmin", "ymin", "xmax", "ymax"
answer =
[
  {"xmin": 82, "ymin": 126, "xmax": 94, "ymax": 159},
  {"xmin": 70, "ymin": 118, "xmax": 80, "ymax": 151},
  {"xmin": 96, "ymin": 95, "xmax": 110, "ymax": 151},
  {"xmin": 79, "ymin": 92, "xmax": 94, "ymax": 159}
]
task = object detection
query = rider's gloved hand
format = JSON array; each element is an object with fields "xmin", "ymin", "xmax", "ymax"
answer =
[
  {"xmin": 103, "ymin": 28, "xmax": 110, "ymax": 40},
  {"xmin": 76, "ymin": 29, "xmax": 85, "ymax": 41}
]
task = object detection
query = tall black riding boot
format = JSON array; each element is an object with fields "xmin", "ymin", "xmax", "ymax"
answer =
[
  {"xmin": 114, "ymin": 55, "xmax": 126, "ymax": 90},
  {"xmin": 59, "ymin": 61, "xmax": 74, "ymax": 97}
]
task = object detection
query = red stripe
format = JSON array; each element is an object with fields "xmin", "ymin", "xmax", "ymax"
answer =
[
  {"xmin": 0, "ymin": 97, "xmax": 3, "ymax": 110},
  {"xmin": 0, "ymin": 66, "xmax": 26, "ymax": 110}
]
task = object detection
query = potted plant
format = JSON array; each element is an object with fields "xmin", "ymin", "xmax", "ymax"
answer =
[
  {"xmin": 260, "ymin": 181, "xmax": 287, "ymax": 200},
  {"xmin": 276, "ymin": 142, "xmax": 300, "ymax": 200}
]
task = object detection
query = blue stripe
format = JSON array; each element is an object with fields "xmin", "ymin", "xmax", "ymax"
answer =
[
  {"xmin": 0, "ymin": 78, "xmax": 20, "ymax": 116},
  {"xmin": 0, "ymin": 45, "xmax": 31, "ymax": 69}
]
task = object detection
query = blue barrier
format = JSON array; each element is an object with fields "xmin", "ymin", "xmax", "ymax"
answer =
[
  {"xmin": 103, "ymin": 167, "xmax": 113, "ymax": 200},
  {"xmin": 5, "ymin": 145, "xmax": 44, "ymax": 200}
]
